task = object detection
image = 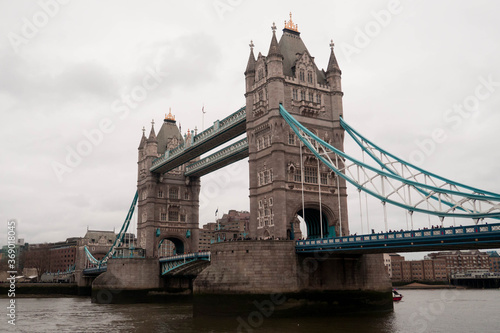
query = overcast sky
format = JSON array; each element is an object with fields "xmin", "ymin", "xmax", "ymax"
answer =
[{"xmin": 1, "ymin": 1, "xmax": 499, "ymax": 259}]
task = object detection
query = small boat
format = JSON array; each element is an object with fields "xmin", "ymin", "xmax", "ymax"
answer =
[{"xmin": 393, "ymin": 289, "xmax": 403, "ymax": 301}]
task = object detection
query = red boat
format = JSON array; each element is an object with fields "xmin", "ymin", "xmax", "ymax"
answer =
[{"xmin": 393, "ymin": 289, "xmax": 403, "ymax": 301}]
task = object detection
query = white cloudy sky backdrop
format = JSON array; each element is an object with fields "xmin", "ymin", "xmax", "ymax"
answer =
[{"xmin": 1, "ymin": 1, "xmax": 500, "ymax": 259}]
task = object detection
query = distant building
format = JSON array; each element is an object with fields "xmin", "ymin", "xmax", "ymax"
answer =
[
  {"xmin": 488, "ymin": 251, "xmax": 500, "ymax": 273},
  {"xmin": 199, "ymin": 210, "xmax": 250, "ymax": 251},
  {"xmin": 387, "ymin": 254, "xmax": 447, "ymax": 282},
  {"xmin": 199, "ymin": 223, "xmax": 217, "ymax": 252},
  {"xmin": 427, "ymin": 250, "xmax": 490, "ymax": 276}
]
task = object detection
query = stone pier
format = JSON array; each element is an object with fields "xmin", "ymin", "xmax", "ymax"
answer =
[{"xmin": 193, "ymin": 240, "xmax": 393, "ymax": 316}]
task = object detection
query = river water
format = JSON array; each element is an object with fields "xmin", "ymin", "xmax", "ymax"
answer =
[{"xmin": 2, "ymin": 289, "xmax": 500, "ymax": 333}]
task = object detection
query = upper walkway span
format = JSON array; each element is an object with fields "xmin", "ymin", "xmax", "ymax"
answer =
[{"xmin": 150, "ymin": 107, "xmax": 246, "ymax": 174}]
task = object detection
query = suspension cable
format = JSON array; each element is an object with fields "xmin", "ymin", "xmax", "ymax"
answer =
[
  {"xmin": 335, "ymin": 154, "xmax": 343, "ymax": 237},
  {"xmin": 317, "ymin": 147, "xmax": 323, "ymax": 239},
  {"xmin": 299, "ymin": 138, "xmax": 305, "ymax": 235}
]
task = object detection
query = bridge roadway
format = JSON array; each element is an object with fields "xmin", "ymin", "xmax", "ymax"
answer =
[
  {"xmin": 150, "ymin": 106, "xmax": 246, "ymax": 174},
  {"xmin": 82, "ymin": 223, "xmax": 500, "ymax": 276},
  {"xmin": 296, "ymin": 222, "xmax": 500, "ymax": 254}
]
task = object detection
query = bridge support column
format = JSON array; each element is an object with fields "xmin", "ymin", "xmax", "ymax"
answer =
[
  {"xmin": 91, "ymin": 258, "xmax": 160, "ymax": 303},
  {"xmin": 193, "ymin": 241, "xmax": 392, "ymax": 317}
]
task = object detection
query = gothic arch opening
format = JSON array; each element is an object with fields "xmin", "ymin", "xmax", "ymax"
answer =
[
  {"xmin": 158, "ymin": 237, "xmax": 185, "ymax": 257},
  {"xmin": 296, "ymin": 208, "xmax": 332, "ymax": 239}
]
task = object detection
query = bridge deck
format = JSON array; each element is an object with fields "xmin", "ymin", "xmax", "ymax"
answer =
[{"xmin": 296, "ymin": 223, "xmax": 500, "ymax": 254}]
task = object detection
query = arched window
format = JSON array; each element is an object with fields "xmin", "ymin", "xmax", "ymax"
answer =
[
  {"xmin": 299, "ymin": 69, "xmax": 305, "ymax": 81},
  {"xmin": 307, "ymin": 71, "xmax": 313, "ymax": 83}
]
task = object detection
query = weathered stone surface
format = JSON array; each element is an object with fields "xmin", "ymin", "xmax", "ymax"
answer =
[{"xmin": 92, "ymin": 258, "xmax": 159, "ymax": 291}]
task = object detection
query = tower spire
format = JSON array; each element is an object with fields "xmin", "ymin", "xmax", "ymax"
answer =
[
  {"xmin": 327, "ymin": 39, "xmax": 341, "ymax": 74},
  {"xmin": 267, "ymin": 22, "xmax": 282, "ymax": 58},
  {"xmin": 245, "ymin": 40, "xmax": 256, "ymax": 75},
  {"xmin": 148, "ymin": 119, "xmax": 157, "ymax": 141}
]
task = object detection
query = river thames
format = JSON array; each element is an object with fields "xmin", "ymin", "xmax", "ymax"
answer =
[{"xmin": 2, "ymin": 289, "xmax": 500, "ymax": 332}]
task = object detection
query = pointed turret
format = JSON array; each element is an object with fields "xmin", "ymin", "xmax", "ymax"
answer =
[
  {"xmin": 326, "ymin": 40, "xmax": 342, "ymax": 91},
  {"xmin": 267, "ymin": 23, "xmax": 283, "ymax": 59},
  {"xmin": 266, "ymin": 22, "xmax": 284, "ymax": 79},
  {"xmin": 148, "ymin": 120, "xmax": 157, "ymax": 142},
  {"xmin": 245, "ymin": 41, "xmax": 256, "ymax": 75},
  {"xmin": 138, "ymin": 126, "xmax": 147, "ymax": 149},
  {"xmin": 326, "ymin": 40, "xmax": 341, "ymax": 74},
  {"xmin": 146, "ymin": 119, "xmax": 158, "ymax": 157},
  {"xmin": 245, "ymin": 41, "xmax": 256, "ymax": 91}
]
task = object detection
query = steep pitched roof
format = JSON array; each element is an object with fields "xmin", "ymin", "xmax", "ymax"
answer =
[
  {"xmin": 278, "ymin": 29, "xmax": 326, "ymax": 84},
  {"xmin": 156, "ymin": 118, "xmax": 184, "ymax": 155}
]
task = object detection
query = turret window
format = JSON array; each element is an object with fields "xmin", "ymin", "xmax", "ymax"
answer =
[
  {"xmin": 300, "ymin": 90, "xmax": 305, "ymax": 101},
  {"xmin": 316, "ymin": 94, "xmax": 321, "ymax": 104},
  {"xmin": 309, "ymin": 92, "xmax": 314, "ymax": 102},
  {"xmin": 288, "ymin": 132, "xmax": 296, "ymax": 145},
  {"xmin": 292, "ymin": 89, "xmax": 298, "ymax": 100},
  {"xmin": 158, "ymin": 190, "xmax": 163, "ymax": 198},
  {"xmin": 307, "ymin": 71, "xmax": 313, "ymax": 83},
  {"xmin": 258, "ymin": 68, "xmax": 264, "ymax": 81},
  {"xmin": 299, "ymin": 70, "xmax": 305, "ymax": 81},
  {"xmin": 160, "ymin": 213, "xmax": 167, "ymax": 221}
]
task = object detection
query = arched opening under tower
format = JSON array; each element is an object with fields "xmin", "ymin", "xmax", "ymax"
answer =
[
  {"xmin": 296, "ymin": 208, "xmax": 332, "ymax": 239},
  {"xmin": 158, "ymin": 237, "xmax": 185, "ymax": 257}
]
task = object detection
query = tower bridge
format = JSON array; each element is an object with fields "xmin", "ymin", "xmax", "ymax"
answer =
[{"xmin": 77, "ymin": 15, "xmax": 500, "ymax": 315}]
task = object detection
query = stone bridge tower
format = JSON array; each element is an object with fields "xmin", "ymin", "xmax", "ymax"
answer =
[
  {"xmin": 137, "ymin": 111, "xmax": 200, "ymax": 257},
  {"xmin": 245, "ymin": 16, "xmax": 349, "ymax": 240}
]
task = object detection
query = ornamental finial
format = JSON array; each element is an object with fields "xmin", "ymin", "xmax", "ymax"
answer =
[
  {"xmin": 249, "ymin": 40, "xmax": 254, "ymax": 50},
  {"xmin": 284, "ymin": 12, "xmax": 299, "ymax": 32},
  {"xmin": 271, "ymin": 22, "xmax": 276, "ymax": 32},
  {"xmin": 165, "ymin": 107, "xmax": 175, "ymax": 121},
  {"xmin": 330, "ymin": 39, "xmax": 335, "ymax": 50}
]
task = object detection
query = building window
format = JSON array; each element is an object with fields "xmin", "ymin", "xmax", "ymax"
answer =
[
  {"xmin": 184, "ymin": 192, "xmax": 189, "ymax": 200},
  {"xmin": 299, "ymin": 70, "xmax": 305, "ymax": 81},
  {"xmin": 158, "ymin": 190, "xmax": 163, "ymax": 198},
  {"xmin": 294, "ymin": 168, "xmax": 302, "ymax": 182},
  {"xmin": 259, "ymin": 90, "xmax": 264, "ymax": 101},
  {"xmin": 258, "ymin": 68, "xmax": 264, "ymax": 81},
  {"xmin": 180, "ymin": 214, "xmax": 186, "ymax": 222},
  {"xmin": 304, "ymin": 166, "xmax": 318, "ymax": 184},
  {"xmin": 141, "ymin": 191, "xmax": 147, "ymax": 200},
  {"xmin": 169, "ymin": 187, "xmax": 178, "ymax": 199},
  {"xmin": 321, "ymin": 173, "xmax": 328, "ymax": 185},
  {"xmin": 316, "ymin": 94, "xmax": 321, "ymax": 104},
  {"xmin": 292, "ymin": 89, "xmax": 298, "ymax": 100},
  {"xmin": 307, "ymin": 71, "xmax": 313, "ymax": 83},
  {"xmin": 308, "ymin": 92, "xmax": 314, "ymax": 102},
  {"xmin": 269, "ymin": 197, "xmax": 273, "ymax": 206},
  {"xmin": 168, "ymin": 209, "xmax": 179, "ymax": 221},
  {"xmin": 160, "ymin": 213, "xmax": 167, "ymax": 221},
  {"xmin": 288, "ymin": 132, "xmax": 296, "ymax": 145},
  {"xmin": 300, "ymin": 90, "xmax": 305, "ymax": 101}
]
